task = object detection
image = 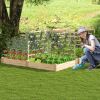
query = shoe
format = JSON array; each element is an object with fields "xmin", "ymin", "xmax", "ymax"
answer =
[
  {"xmin": 96, "ymin": 62, "xmax": 100, "ymax": 66},
  {"xmin": 88, "ymin": 65, "xmax": 95, "ymax": 70},
  {"xmin": 73, "ymin": 64, "xmax": 84, "ymax": 70}
]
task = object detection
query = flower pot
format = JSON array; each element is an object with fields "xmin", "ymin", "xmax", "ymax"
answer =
[{"xmin": 75, "ymin": 58, "xmax": 80, "ymax": 64}]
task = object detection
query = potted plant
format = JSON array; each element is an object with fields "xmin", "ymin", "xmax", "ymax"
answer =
[{"xmin": 75, "ymin": 48, "xmax": 83, "ymax": 64}]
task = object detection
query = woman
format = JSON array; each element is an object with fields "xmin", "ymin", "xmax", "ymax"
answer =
[{"xmin": 73, "ymin": 27, "xmax": 100, "ymax": 70}]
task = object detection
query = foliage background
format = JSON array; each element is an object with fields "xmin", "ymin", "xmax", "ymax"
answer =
[{"xmin": 19, "ymin": 0, "xmax": 100, "ymax": 33}]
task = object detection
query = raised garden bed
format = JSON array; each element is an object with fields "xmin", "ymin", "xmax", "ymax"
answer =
[
  {"xmin": 1, "ymin": 57, "xmax": 75, "ymax": 71},
  {"xmin": 1, "ymin": 57, "xmax": 27, "ymax": 67},
  {"xmin": 1, "ymin": 30, "xmax": 79, "ymax": 71}
]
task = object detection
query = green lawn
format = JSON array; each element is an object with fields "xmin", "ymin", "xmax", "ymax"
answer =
[{"xmin": 0, "ymin": 63, "xmax": 100, "ymax": 100}]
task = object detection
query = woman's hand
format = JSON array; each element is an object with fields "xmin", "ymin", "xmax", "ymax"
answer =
[{"xmin": 84, "ymin": 40, "xmax": 95, "ymax": 52}]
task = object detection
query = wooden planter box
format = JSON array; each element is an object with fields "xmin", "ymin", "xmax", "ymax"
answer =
[
  {"xmin": 1, "ymin": 57, "xmax": 75, "ymax": 71},
  {"xmin": 1, "ymin": 57, "xmax": 27, "ymax": 67}
]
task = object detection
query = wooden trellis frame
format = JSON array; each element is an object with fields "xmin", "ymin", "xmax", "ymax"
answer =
[{"xmin": 27, "ymin": 29, "xmax": 82, "ymax": 62}]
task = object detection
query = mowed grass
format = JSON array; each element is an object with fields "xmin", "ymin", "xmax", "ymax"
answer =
[
  {"xmin": 20, "ymin": 0, "xmax": 100, "ymax": 32},
  {"xmin": 0, "ymin": 63, "xmax": 100, "ymax": 100}
]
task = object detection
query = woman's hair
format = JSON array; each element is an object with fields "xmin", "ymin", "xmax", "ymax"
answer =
[{"xmin": 80, "ymin": 31, "xmax": 90, "ymax": 45}]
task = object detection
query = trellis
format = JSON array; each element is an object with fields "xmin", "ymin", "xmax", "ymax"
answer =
[
  {"xmin": 27, "ymin": 30, "xmax": 80, "ymax": 61},
  {"xmin": 5, "ymin": 30, "xmax": 81, "ymax": 63}
]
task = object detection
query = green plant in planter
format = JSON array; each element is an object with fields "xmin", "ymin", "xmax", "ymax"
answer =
[
  {"xmin": 35, "ymin": 59, "xmax": 41, "ymax": 63},
  {"xmin": 48, "ymin": 60, "xmax": 53, "ymax": 64},
  {"xmin": 52, "ymin": 55, "xmax": 61, "ymax": 64},
  {"xmin": 15, "ymin": 50, "xmax": 22, "ymax": 60},
  {"xmin": 47, "ymin": 57, "xmax": 54, "ymax": 64},
  {"xmin": 75, "ymin": 48, "xmax": 83, "ymax": 64},
  {"xmin": 7, "ymin": 49, "xmax": 13, "ymax": 59},
  {"xmin": 47, "ymin": 56, "xmax": 53, "ymax": 60},
  {"xmin": 66, "ymin": 56, "xmax": 73, "ymax": 61},
  {"xmin": 57, "ymin": 59, "xmax": 63, "ymax": 64},
  {"xmin": 40, "ymin": 54, "xmax": 47, "ymax": 60},
  {"xmin": 35, "ymin": 54, "xmax": 41, "ymax": 59},
  {"xmin": 57, "ymin": 56, "xmax": 64, "ymax": 63},
  {"xmin": 41, "ymin": 57, "xmax": 46, "ymax": 63},
  {"xmin": 63, "ymin": 56, "xmax": 69, "ymax": 62},
  {"xmin": 21, "ymin": 52, "xmax": 28, "ymax": 60},
  {"xmin": 75, "ymin": 48, "xmax": 83, "ymax": 58},
  {"xmin": 44, "ymin": 59, "xmax": 51, "ymax": 64},
  {"xmin": 29, "ymin": 58, "xmax": 36, "ymax": 62},
  {"xmin": 52, "ymin": 56, "xmax": 56, "ymax": 60}
]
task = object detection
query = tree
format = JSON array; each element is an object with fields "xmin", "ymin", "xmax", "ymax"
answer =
[
  {"xmin": 0, "ymin": 0, "xmax": 50, "ymax": 57},
  {"xmin": 0, "ymin": 0, "xmax": 24, "ymax": 37},
  {"xmin": 0, "ymin": 0, "xmax": 50, "ymax": 37},
  {"xmin": 0, "ymin": 0, "xmax": 24, "ymax": 57}
]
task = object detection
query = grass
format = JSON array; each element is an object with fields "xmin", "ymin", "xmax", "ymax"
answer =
[
  {"xmin": 0, "ymin": 63, "xmax": 100, "ymax": 100},
  {"xmin": 20, "ymin": 0, "xmax": 100, "ymax": 32}
]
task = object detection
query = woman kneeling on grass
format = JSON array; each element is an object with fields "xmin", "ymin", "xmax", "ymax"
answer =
[{"xmin": 73, "ymin": 27, "xmax": 100, "ymax": 70}]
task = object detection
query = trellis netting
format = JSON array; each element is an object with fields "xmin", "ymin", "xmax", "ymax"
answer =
[{"xmin": 5, "ymin": 30, "xmax": 80, "ymax": 63}]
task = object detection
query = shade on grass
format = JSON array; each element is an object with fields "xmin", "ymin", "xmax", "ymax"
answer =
[{"xmin": 0, "ymin": 63, "xmax": 100, "ymax": 100}]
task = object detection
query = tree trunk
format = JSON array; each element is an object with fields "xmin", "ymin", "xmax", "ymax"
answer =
[
  {"xmin": 0, "ymin": 0, "xmax": 2, "ymax": 58},
  {"xmin": 2, "ymin": 0, "xmax": 10, "ymax": 24},
  {"xmin": 0, "ymin": 0, "xmax": 10, "ymax": 57},
  {"xmin": 10, "ymin": 0, "xmax": 24, "ymax": 37},
  {"xmin": 0, "ymin": 0, "xmax": 2, "ymax": 27},
  {"xmin": 0, "ymin": 0, "xmax": 24, "ymax": 38},
  {"xmin": 0, "ymin": 0, "xmax": 24, "ymax": 58},
  {"xmin": 1, "ymin": 0, "xmax": 11, "ymax": 39}
]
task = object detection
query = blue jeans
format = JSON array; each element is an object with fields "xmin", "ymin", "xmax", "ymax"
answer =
[{"xmin": 80, "ymin": 46, "xmax": 100, "ymax": 67}]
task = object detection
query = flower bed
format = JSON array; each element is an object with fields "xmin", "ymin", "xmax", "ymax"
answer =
[
  {"xmin": 1, "ymin": 31, "xmax": 79, "ymax": 71},
  {"xmin": 1, "ymin": 57, "xmax": 75, "ymax": 71},
  {"xmin": 29, "ymin": 53, "xmax": 75, "ymax": 64}
]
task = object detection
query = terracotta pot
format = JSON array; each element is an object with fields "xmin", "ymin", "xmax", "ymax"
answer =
[{"xmin": 75, "ymin": 58, "xmax": 80, "ymax": 64}]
